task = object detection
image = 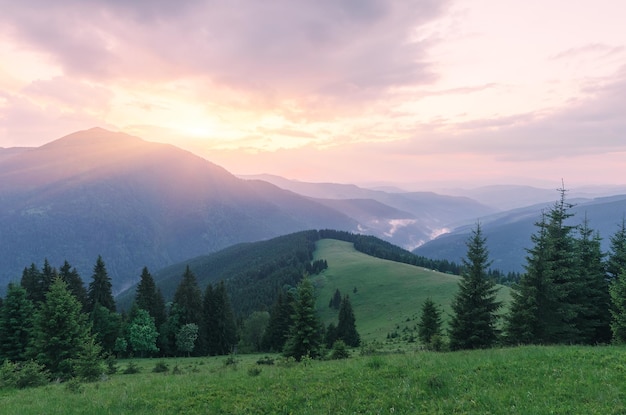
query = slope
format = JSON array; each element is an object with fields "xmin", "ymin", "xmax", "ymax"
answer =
[
  {"xmin": 313, "ymin": 239, "xmax": 511, "ymax": 343},
  {"xmin": 0, "ymin": 128, "xmax": 356, "ymax": 293}
]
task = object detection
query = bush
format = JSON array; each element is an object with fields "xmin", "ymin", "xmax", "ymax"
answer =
[
  {"xmin": 247, "ymin": 366, "xmax": 262, "ymax": 377},
  {"xmin": 65, "ymin": 377, "xmax": 84, "ymax": 394},
  {"xmin": 153, "ymin": 361, "xmax": 169, "ymax": 373},
  {"xmin": 106, "ymin": 356, "xmax": 118, "ymax": 375},
  {"xmin": 123, "ymin": 362, "xmax": 141, "ymax": 375},
  {"xmin": 256, "ymin": 356, "xmax": 275, "ymax": 365},
  {"xmin": 1, "ymin": 360, "xmax": 51, "ymax": 389},
  {"xmin": 329, "ymin": 340, "xmax": 350, "ymax": 360}
]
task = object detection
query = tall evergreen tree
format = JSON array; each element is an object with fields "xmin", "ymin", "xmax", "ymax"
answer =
[
  {"xmin": 164, "ymin": 266, "xmax": 202, "ymax": 356},
  {"xmin": 330, "ymin": 288, "xmax": 342, "ymax": 309},
  {"xmin": 58, "ymin": 260, "xmax": 88, "ymax": 311},
  {"xmin": 20, "ymin": 263, "xmax": 45, "ymax": 304},
  {"xmin": 610, "ymin": 266, "xmax": 626, "ymax": 343},
  {"xmin": 262, "ymin": 289, "xmax": 295, "ymax": 352},
  {"xmin": 29, "ymin": 278, "xmax": 98, "ymax": 378},
  {"xmin": 575, "ymin": 216, "xmax": 611, "ymax": 344},
  {"xmin": 449, "ymin": 223, "xmax": 501, "ymax": 350},
  {"xmin": 417, "ymin": 297, "xmax": 443, "ymax": 346},
  {"xmin": 135, "ymin": 267, "xmax": 167, "ymax": 329},
  {"xmin": 90, "ymin": 303, "xmax": 121, "ymax": 354},
  {"xmin": 87, "ymin": 256, "xmax": 116, "ymax": 312},
  {"xmin": 607, "ymin": 217, "xmax": 626, "ymax": 280},
  {"xmin": 283, "ymin": 277, "xmax": 323, "ymax": 360},
  {"xmin": 203, "ymin": 281, "xmax": 238, "ymax": 355},
  {"xmin": 0, "ymin": 283, "xmax": 35, "ymax": 361},
  {"xmin": 336, "ymin": 295, "xmax": 360, "ymax": 347}
]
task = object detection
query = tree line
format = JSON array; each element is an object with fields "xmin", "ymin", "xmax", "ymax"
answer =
[{"xmin": 418, "ymin": 187, "xmax": 626, "ymax": 350}]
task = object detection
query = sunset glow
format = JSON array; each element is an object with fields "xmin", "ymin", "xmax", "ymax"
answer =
[{"xmin": 1, "ymin": 0, "xmax": 625, "ymax": 187}]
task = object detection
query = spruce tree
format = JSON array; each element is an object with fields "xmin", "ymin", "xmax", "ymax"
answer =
[
  {"xmin": 135, "ymin": 267, "xmax": 167, "ymax": 329},
  {"xmin": 203, "ymin": 281, "xmax": 238, "ymax": 355},
  {"xmin": 607, "ymin": 217, "xmax": 626, "ymax": 280},
  {"xmin": 610, "ymin": 266, "xmax": 626, "ymax": 342},
  {"xmin": 90, "ymin": 303, "xmax": 121, "ymax": 354},
  {"xmin": 283, "ymin": 277, "xmax": 322, "ymax": 360},
  {"xmin": 262, "ymin": 289, "xmax": 295, "ymax": 352},
  {"xmin": 164, "ymin": 266, "xmax": 202, "ymax": 356},
  {"xmin": 20, "ymin": 263, "xmax": 45, "ymax": 304},
  {"xmin": 0, "ymin": 283, "xmax": 35, "ymax": 362},
  {"xmin": 449, "ymin": 223, "xmax": 501, "ymax": 350},
  {"xmin": 336, "ymin": 295, "xmax": 360, "ymax": 347},
  {"xmin": 575, "ymin": 216, "xmax": 611, "ymax": 344},
  {"xmin": 417, "ymin": 297, "xmax": 443, "ymax": 346},
  {"xmin": 330, "ymin": 288, "xmax": 342, "ymax": 309},
  {"xmin": 29, "ymin": 278, "xmax": 98, "ymax": 378},
  {"xmin": 58, "ymin": 260, "xmax": 88, "ymax": 311},
  {"xmin": 87, "ymin": 256, "xmax": 116, "ymax": 313}
]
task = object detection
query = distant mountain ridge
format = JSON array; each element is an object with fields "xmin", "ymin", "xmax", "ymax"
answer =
[{"xmin": 0, "ymin": 128, "xmax": 356, "ymax": 292}]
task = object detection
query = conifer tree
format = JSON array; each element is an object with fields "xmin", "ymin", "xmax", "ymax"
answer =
[
  {"xmin": 262, "ymin": 289, "xmax": 295, "ymax": 352},
  {"xmin": 203, "ymin": 281, "xmax": 238, "ymax": 355},
  {"xmin": 90, "ymin": 303, "xmax": 121, "ymax": 354},
  {"xmin": 610, "ymin": 266, "xmax": 626, "ymax": 343},
  {"xmin": 164, "ymin": 266, "xmax": 202, "ymax": 356},
  {"xmin": 283, "ymin": 277, "xmax": 322, "ymax": 360},
  {"xmin": 607, "ymin": 217, "xmax": 626, "ymax": 280},
  {"xmin": 20, "ymin": 263, "xmax": 45, "ymax": 304},
  {"xmin": 87, "ymin": 256, "xmax": 116, "ymax": 312},
  {"xmin": 135, "ymin": 267, "xmax": 167, "ymax": 329},
  {"xmin": 29, "ymin": 278, "xmax": 98, "ymax": 378},
  {"xmin": 330, "ymin": 288, "xmax": 342, "ymax": 309},
  {"xmin": 417, "ymin": 297, "xmax": 443, "ymax": 346},
  {"xmin": 336, "ymin": 295, "xmax": 360, "ymax": 347},
  {"xmin": 449, "ymin": 223, "xmax": 501, "ymax": 350},
  {"xmin": 0, "ymin": 283, "xmax": 35, "ymax": 361},
  {"xmin": 58, "ymin": 260, "xmax": 88, "ymax": 311},
  {"xmin": 575, "ymin": 216, "xmax": 611, "ymax": 344}
]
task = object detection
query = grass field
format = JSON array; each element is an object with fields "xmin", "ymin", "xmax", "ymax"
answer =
[
  {"xmin": 313, "ymin": 239, "xmax": 511, "ymax": 343},
  {"xmin": 2, "ymin": 345, "xmax": 625, "ymax": 414}
]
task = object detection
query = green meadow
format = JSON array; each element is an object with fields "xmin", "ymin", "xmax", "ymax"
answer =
[
  {"xmin": 2, "ymin": 346, "xmax": 625, "ymax": 414},
  {"xmin": 313, "ymin": 239, "xmax": 511, "ymax": 342}
]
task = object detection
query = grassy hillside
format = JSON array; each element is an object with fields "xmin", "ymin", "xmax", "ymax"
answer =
[
  {"xmin": 312, "ymin": 239, "xmax": 511, "ymax": 343},
  {"xmin": 2, "ymin": 346, "xmax": 624, "ymax": 414}
]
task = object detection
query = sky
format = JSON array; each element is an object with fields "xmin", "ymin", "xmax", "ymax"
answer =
[{"xmin": 1, "ymin": 0, "xmax": 625, "ymax": 188}]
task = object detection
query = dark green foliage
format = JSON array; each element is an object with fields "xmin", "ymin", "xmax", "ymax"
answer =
[
  {"xmin": 607, "ymin": 217, "xmax": 626, "ymax": 280},
  {"xmin": 330, "ymin": 288, "xmax": 341, "ymax": 309},
  {"xmin": 29, "ymin": 278, "xmax": 99, "ymax": 379},
  {"xmin": 336, "ymin": 295, "xmax": 360, "ymax": 347},
  {"xmin": 449, "ymin": 223, "xmax": 501, "ymax": 350},
  {"xmin": 71, "ymin": 336, "xmax": 104, "ymax": 381},
  {"xmin": 329, "ymin": 339, "xmax": 350, "ymax": 359},
  {"xmin": 262, "ymin": 289, "xmax": 295, "ymax": 352},
  {"xmin": 58, "ymin": 261, "xmax": 88, "ymax": 311},
  {"xmin": 176, "ymin": 323, "xmax": 199, "ymax": 357},
  {"xmin": 0, "ymin": 283, "xmax": 35, "ymax": 362},
  {"xmin": 128, "ymin": 309, "xmax": 159, "ymax": 357},
  {"xmin": 325, "ymin": 322, "xmax": 338, "ymax": 349},
  {"xmin": 152, "ymin": 361, "xmax": 169, "ymax": 373},
  {"xmin": 87, "ymin": 256, "xmax": 116, "ymax": 313},
  {"xmin": 238, "ymin": 311, "xmax": 270, "ymax": 353},
  {"xmin": 90, "ymin": 303, "xmax": 122, "ymax": 354},
  {"xmin": 135, "ymin": 267, "xmax": 167, "ymax": 329},
  {"xmin": 20, "ymin": 263, "xmax": 46, "ymax": 304},
  {"xmin": 574, "ymin": 217, "xmax": 611, "ymax": 343},
  {"xmin": 203, "ymin": 281, "xmax": 238, "ymax": 355},
  {"xmin": 122, "ymin": 361, "xmax": 141, "ymax": 374},
  {"xmin": 283, "ymin": 277, "xmax": 323, "ymax": 361},
  {"xmin": 173, "ymin": 266, "xmax": 203, "ymax": 326},
  {"xmin": 0, "ymin": 360, "xmax": 50, "ymax": 389},
  {"xmin": 610, "ymin": 269, "xmax": 626, "ymax": 342},
  {"xmin": 417, "ymin": 298, "xmax": 443, "ymax": 346}
]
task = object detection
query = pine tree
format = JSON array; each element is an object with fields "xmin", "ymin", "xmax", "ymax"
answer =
[
  {"xmin": 449, "ymin": 223, "xmax": 501, "ymax": 350},
  {"xmin": 29, "ymin": 278, "xmax": 98, "ymax": 378},
  {"xmin": 574, "ymin": 216, "xmax": 611, "ymax": 344},
  {"xmin": 135, "ymin": 267, "xmax": 167, "ymax": 329},
  {"xmin": 164, "ymin": 266, "xmax": 202, "ymax": 356},
  {"xmin": 607, "ymin": 217, "xmax": 626, "ymax": 280},
  {"xmin": 20, "ymin": 263, "xmax": 45, "ymax": 304},
  {"xmin": 262, "ymin": 289, "xmax": 295, "ymax": 352},
  {"xmin": 87, "ymin": 256, "xmax": 116, "ymax": 313},
  {"xmin": 58, "ymin": 260, "xmax": 88, "ymax": 311},
  {"xmin": 0, "ymin": 283, "xmax": 35, "ymax": 361},
  {"xmin": 203, "ymin": 281, "xmax": 238, "ymax": 355},
  {"xmin": 417, "ymin": 298, "xmax": 443, "ymax": 346},
  {"xmin": 610, "ymin": 266, "xmax": 626, "ymax": 342},
  {"xmin": 336, "ymin": 295, "xmax": 360, "ymax": 347},
  {"xmin": 330, "ymin": 288, "xmax": 342, "ymax": 309},
  {"xmin": 283, "ymin": 277, "xmax": 322, "ymax": 360}
]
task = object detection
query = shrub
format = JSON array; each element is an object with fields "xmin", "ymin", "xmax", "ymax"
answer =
[
  {"xmin": 153, "ymin": 361, "xmax": 169, "ymax": 373},
  {"xmin": 329, "ymin": 340, "xmax": 350, "ymax": 360},
  {"xmin": 123, "ymin": 362, "xmax": 141, "ymax": 375},
  {"xmin": 105, "ymin": 357, "xmax": 118, "ymax": 375},
  {"xmin": 256, "ymin": 356, "xmax": 275, "ymax": 365},
  {"xmin": 14, "ymin": 361, "xmax": 50, "ymax": 389},
  {"xmin": 0, "ymin": 360, "xmax": 19, "ymax": 389},
  {"xmin": 65, "ymin": 377, "xmax": 84, "ymax": 394},
  {"xmin": 247, "ymin": 366, "xmax": 262, "ymax": 377},
  {"xmin": 366, "ymin": 356, "xmax": 384, "ymax": 370}
]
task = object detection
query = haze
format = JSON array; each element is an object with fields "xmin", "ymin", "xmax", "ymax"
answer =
[{"xmin": 1, "ymin": 0, "xmax": 625, "ymax": 188}]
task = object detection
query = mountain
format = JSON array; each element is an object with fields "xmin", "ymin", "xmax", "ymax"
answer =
[
  {"xmin": 414, "ymin": 194, "xmax": 626, "ymax": 273},
  {"xmin": 240, "ymin": 174, "xmax": 497, "ymax": 250},
  {"xmin": 0, "ymin": 128, "xmax": 356, "ymax": 293}
]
